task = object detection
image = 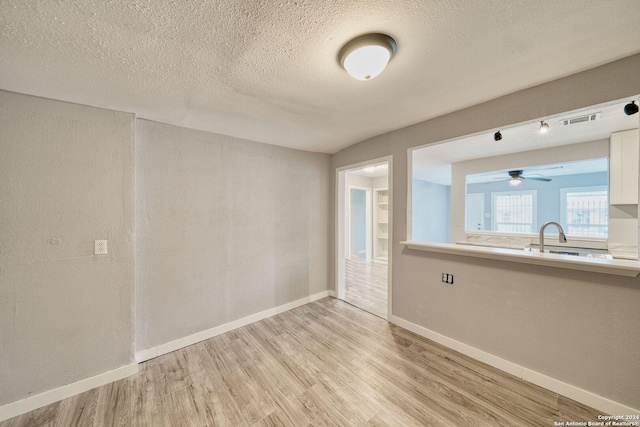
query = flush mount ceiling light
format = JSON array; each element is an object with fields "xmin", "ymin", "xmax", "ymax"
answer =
[
  {"xmin": 624, "ymin": 100, "xmax": 639, "ymax": 116},
  {"xmin": 539, "ymin": 121, "xmax": 550, "ymax": 134},
  {"xmin": 339, "ymin": 33, "xmax": 397, "ymax": 81}
]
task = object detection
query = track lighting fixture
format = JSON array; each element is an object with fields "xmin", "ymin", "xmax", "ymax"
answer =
[
  {"xmin": 624, "ymin": 100, "xmax": 638, "ymax": 116},
  {"xmin": 494, "ymin": 131, "xmax": 502, "ymax": 142},
  {"xmin": 539, "ymin": 121, "xmax": 549, "ymax": 134}
]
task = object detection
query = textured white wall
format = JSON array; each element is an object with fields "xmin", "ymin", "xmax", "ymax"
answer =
[
  {"xmin": 135, "ymin": 120, "xmax": 330, "ymax": 352},
  {"xmin": 0, "ymin": 91, "xmax": 135, "ymax": 406},
  {"xmin": 331, "ymin": 54, "xmax": 640, "ymax": 409}
]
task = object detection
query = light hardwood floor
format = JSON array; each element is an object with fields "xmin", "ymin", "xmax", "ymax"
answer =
[
  {"xmin": 1, "ymin": 298, "xmax": 602, "ymax": 427},
  {"xmin": 344, "ymin": 258, "xmax": 387, "ymax": 318}
]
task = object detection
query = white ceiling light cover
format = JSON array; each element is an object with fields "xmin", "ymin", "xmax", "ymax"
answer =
[
  {"xmin": 339, "ymin": 34, "xmax": 397, "ymax": 81},
  {"xmin": 344, "ymin": 45, "xmax": 391, "ymax": 80}
]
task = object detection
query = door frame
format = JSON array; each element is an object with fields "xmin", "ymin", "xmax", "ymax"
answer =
[{"xmin": 335, "ymin": 156, "xmax": 393, "ymax": 320}]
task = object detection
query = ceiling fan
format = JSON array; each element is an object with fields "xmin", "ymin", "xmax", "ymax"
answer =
[{"xmin": 494, "ymin": 170, "xmax": 552, "ymax": 186}]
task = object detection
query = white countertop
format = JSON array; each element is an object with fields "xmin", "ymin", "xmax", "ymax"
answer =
[
  {"xmin": 457, "ymin": 235, "xmax": 638, "ymax": 260},
  {"xmin": 456, "ymin": 235, "xmax": 531, "ymax": 250},
  {"xmin": 608, "ymin": 243, "xmax": 639, "ymax": 260},
  {"xmin": 401, "ymin": 241, "xmax": 640, "ymax": 277}
]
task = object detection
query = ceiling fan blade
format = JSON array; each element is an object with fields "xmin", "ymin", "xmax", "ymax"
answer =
[{"xmin": 524, "ymin": 177, "xmax": 552, "ymax": 182}]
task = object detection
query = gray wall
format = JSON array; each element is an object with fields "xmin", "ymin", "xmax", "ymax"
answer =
[
  {"xmin": 135, "ymin": 120, "xmax": 330, "ymax": 352},
  {"xmin": 331, "ymin": 54, "xmax": 640, "ymax": 409},
  {"xmin": 0, "ymin": 91, "xmax": 135, "ymax": 406},
  {"xmin": 0, "ymin": 94, "xmax": 330, "ymax": 408},
  {"xmin": 412, "ymin": 180, "xmax": 451, "ymax": 243}
]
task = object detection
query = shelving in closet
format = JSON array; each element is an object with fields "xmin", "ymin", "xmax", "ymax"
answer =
[{"xmin": 374, "ymin": 188, "xmax": 389, "ymax": 261}]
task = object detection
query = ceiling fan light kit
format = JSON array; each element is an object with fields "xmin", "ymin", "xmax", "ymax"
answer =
[{"xmin": 505, "ymin": 169, "xmax": 552, "ymax": 186}]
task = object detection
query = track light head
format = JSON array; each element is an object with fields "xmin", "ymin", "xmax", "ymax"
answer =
[
  {"xmin": 539, "ymin": 121, "xmax": 549, "ymax": 134},
  {"xmin": 624, "ymin": 100, "xmax": 639, "ymax": 116},
  {"xmin": 494, "ymin": 131, "xmax": 502, "ymax": 142}
]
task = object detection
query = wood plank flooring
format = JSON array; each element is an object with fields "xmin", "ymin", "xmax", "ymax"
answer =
[
  {"xmin": 344, "ymin": 258, "xmax": 387, "ymax": 318},
  {"xmin": 1, "ymin": 298, "xmax": 603, "ymax": 427}
]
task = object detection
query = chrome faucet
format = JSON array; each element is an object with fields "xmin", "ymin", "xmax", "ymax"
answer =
[{"xmin": 539, "ymin": 221, "xmax": 567, "ymax": 253}]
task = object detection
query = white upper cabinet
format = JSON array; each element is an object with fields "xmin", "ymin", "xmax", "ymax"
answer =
[{"xmin": 610, "ymin": 129, "xmax": 639, "ymax": 205}]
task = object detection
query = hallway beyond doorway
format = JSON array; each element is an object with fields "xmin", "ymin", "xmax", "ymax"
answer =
[{"xmin": 337, "ymin": 156, "xmax": 392, "ymax": 321}]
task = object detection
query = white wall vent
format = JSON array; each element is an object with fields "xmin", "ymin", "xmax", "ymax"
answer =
[{"xmin": 559, "ymin": 112, "xmax": 601, "ymax": 126}]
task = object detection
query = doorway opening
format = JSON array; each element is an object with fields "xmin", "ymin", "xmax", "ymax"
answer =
[{"xmin": 336, "ymin": 157, "xmax": 392, "ymax": 320}]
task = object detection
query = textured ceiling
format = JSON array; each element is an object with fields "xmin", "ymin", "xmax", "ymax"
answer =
[{"xmin": 1, "ymin": 0, "xmax": 640, "ymax": 154}]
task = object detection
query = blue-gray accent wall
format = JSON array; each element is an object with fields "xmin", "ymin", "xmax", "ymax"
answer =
[
  {"xmin": 412, "ymin": 180, "xmax": 451, "ymax": 243},
  {"xmin": 350, "ymin": 188, "xmax": 367, "ymax": 256}
]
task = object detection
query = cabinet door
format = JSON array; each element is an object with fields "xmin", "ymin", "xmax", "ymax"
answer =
[{"xmin": 610, "ymin": 129, "xmax": 639, "ymax": 205}]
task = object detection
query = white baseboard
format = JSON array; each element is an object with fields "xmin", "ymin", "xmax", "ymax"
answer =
[
  {"xmin": 0, "ymin": 290, "xmax": 334, "ymax": 422},
  {"xmin": 328, "ymin": 289, "xmax": 336, "ymax": 297},
  {"xmin": 15, "ymin": 295, "xmax": 628, "ymax": 423},
  {"xmin": 390, "ymin": 315, "xmax": 639, "ymax": 416},
  {"xmin": 136, "ymin": 290, "xmax": 331, "ymax": 363},
  {"xmin": 0, "ymin": 363, "xmax": 138, "ymax": 423}
]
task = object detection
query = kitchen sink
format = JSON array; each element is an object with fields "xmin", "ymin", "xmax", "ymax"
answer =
[{"xmin": 525, "ymin": 245, "xmax": 612, "ymax": 259}]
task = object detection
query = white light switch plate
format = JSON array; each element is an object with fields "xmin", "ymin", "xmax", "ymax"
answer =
[{"xmin": 95, "ymin": 240, "xmax": 108, "ymax": 255}]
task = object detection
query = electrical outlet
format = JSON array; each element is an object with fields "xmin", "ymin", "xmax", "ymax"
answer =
[
  {"xmin": 95, "ymin": 240, "xmax": 108, "ymax": 255},
  {"xmin": 441, "ymin": 273, "xmax": 454, "ymax": 284}
]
